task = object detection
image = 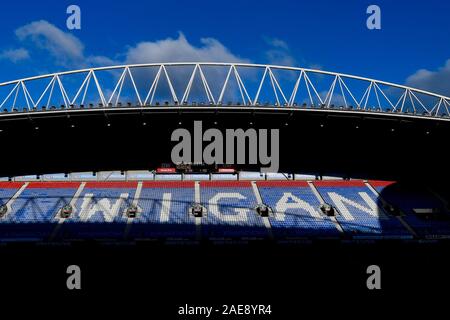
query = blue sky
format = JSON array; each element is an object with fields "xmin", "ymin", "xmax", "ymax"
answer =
[{"xmin": 0, "ymin": 0, "xmax": 449, "ymax": 95}]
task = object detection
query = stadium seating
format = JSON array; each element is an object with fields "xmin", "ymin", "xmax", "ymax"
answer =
[
  {"xmin": 200, "ymin": 181, "xmax": 268, "ymax": 238},
  {"xmin": 257, "ymin": 181, "xmax": 340, "ymax": 238},
  {"xmin": 369, "ymin": 181, "xmax": 450, "ymax": 238},
  {"xmin": 0, "ymin": 179, "xmax": 448, "ymax": 241},
  {"xmin": 313, "ymin": 181, "xmax": 411, "ymax": 238},
  {"xmin": 0, "ymin": 182, "xmax": 22, "ymax": 207},
  {"xmin": 0, "ymin": 182, "xmax": 79, "ymax": 240},
  {"xmin": 58, "ymin": 182, "xmax": 136, "ymax": 239},
  {"xmin": 129, "ymin": 181, "xmax": 196, "ymax": 239}
]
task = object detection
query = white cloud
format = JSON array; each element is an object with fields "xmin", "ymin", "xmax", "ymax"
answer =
[
  {"xmin": 406, "ymin": 59, "xmax": 450, "ymax": 96},
  {"xmin": 265, "ymin": 37, "xmax": 289, "ymax": 50},
  {"xmin": 122, "ymin": 33, "xmax": 250, "ymax": 101},
  {"xmin": 124, "ymin": 33, "xmax": 248, "ymax": 64},
  {"xmin": 10, "ymin": 22, "xmax": 248, "ymax": 72},
  {"xmin": 14, "ymin": 20, "xmax": 114, "ymax": 68},
  {"xmin": 263, "ymin": 37, "xmax": 296, "ymax": 66},
  {"xmin": 85, "ymin": 55, "xmax": 117, "ymax": 67},
  {"xmin": 0, "ymin": 48, "xmax": 30, "ymax": 63},
  {"xmin": 16, "ymin": 20, "xmax": 84, "ymax": 65},
  {"xmin": 5, "ymin": 22, "xmax": 252, "ymax": 103}
]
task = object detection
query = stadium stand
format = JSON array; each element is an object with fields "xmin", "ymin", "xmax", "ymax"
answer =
[
  {"xmin": 0, "ymin": 182, "xmax": 23, "ymax": 207},
  {"xmin": 369, "ymin": 181, "xmax": 450, "ymax": 238},
  {"xmin": 313, "ymin": 180, "xmax": 412, "ymax": 239},
  {"xmin": 129, "ymin": 181, "xmax": 196, "ymax": 239},
  {"xmin": 257, "ymin": 181, "xmax": 340, "ymax": 238},
  {"xmin": 199, "ymin": 181, "xmax": 268, "ymax": 238},
  {"xmin": 0, "ymin": 182, "xmax": 79, "ymax": 240},
  {"xmin": 58, "ymin": 182, "xmax": 136, "ymax": 239},
  {"xmin": 0, "ymin": 178, "xmax": 449, "ymax": 241}
]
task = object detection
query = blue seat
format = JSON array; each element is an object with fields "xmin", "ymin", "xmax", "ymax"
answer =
[
  {"xmin": 370, "ymin": 181, "xmax": 450, "ymax": 238},
  {"xmin": 0, "ymin": 182, "xmax": 78, "ymax": 240},
  {"xmin": 0, "ymin": 183, "xmax": 21, "ymax": 206},
  {"xmin": 257, "ymin": 181, "xmax": 340, "ymax": 238},
  {"xmin": 130, "ymin": 181, "xmax": 196, "ymax": 238},
  {"xmin": 315, "ymin": 181, "xmax": 411, "ymax": 238},
  {"xmin": 60, "ymin": 182, "xmax": 136, "ymax": 239},
  {"xmin": 200, "ymin": 181, "xmax": 268, "ymax": 238}
]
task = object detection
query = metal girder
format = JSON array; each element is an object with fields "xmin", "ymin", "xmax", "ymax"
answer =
[{"xmin": 0, "ymin": 62, "xmax": 448, "ymax": 118}]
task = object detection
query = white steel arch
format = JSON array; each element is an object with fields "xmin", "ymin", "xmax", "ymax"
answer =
[{"xmin": 0, "ymin": 62, "xmax": 449, "ymax": 117}]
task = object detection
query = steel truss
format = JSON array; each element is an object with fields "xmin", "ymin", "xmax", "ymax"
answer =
[{"xmin": 0, "ymin": 62, "xmax": 449, "ymax": 118}]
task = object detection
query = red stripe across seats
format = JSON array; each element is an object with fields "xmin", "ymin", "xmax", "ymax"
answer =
[
  {"xmin": 142, "ymin": 181, "xmax": 195, "ymax": 188},
  {"xmin": 200, "ymin": 181, "xmax": 252, "ymax": 188},
  {"xmin": 26, "ymin": 182, "xmax": 81, "ymax": 189},
  {"xmin": 0, "ymin": 182, "xmax": 24, "ymax": 189},
  {"xmin": 312, "ymin": 180, "xmax": 366, "ymax": 187},
  {"xmin": 256, "ymin": 180, "xmax": 309, "ymax": 187},
  {"xmin": 84, "ymin": 181, "xmax": 138, "ymax": 188}
]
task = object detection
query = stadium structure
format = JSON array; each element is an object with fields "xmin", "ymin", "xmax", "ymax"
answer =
[{"xmin": 0, "ymin": 62, "xmax": 449, "ymax": 243}]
